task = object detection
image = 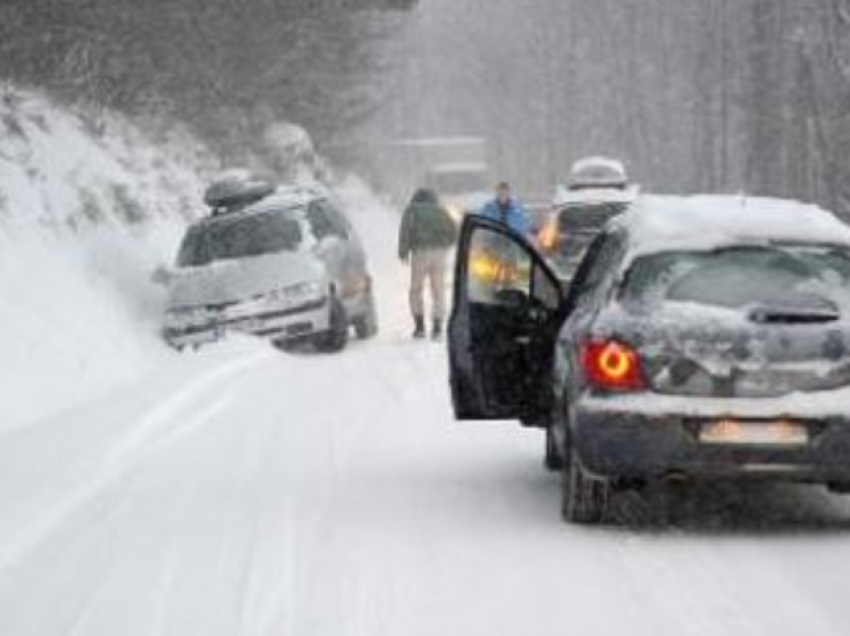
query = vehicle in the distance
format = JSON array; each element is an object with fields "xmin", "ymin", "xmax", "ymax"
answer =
[
  {"xmin": 379, "ymin": 136, "xmax": 489, "ymax": 207},
  {"xmin": 449, "ymin": 195, "xmax": 850, "ymax": 524},
  {"xmin": 162, "ymin": 174, "xmax": 377, "ymax": 352},
  {"xmin": 539, "ymin": 156, "xmax": 638, "ymax": 281},
  {"xmin": 565, "ymin": 155, "xmax": 630, "ymax": 191},
  {"xmin": 425, "ymin": 162, "xmax": 491, "ymax": 223}
]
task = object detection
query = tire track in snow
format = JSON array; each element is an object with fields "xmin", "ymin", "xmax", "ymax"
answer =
[{"xmin": 0, "ymin": 349, "xmax": 272, "ymax": 575}]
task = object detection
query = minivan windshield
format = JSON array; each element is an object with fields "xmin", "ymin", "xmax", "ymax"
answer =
[
  {"xmin": 177, "ymin": 208, "xmax": 303, "ymax": 267},
  {"xmin": 620, "ymin": 244, "xmax": 850, "ymax": 311}
]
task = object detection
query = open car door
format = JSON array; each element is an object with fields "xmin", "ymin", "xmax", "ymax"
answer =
[{"xmin": 448, "ymin": 215, "xmax": 564, "ymax": 426}]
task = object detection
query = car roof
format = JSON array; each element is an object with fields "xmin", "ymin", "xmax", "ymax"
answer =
[
  {"xmin": 567, "ymin": 156, "xmax": 628, "ymax": 189},
  {"xmin": 192, "ymin": 183, "xmax": 330, "ymax": 229},
  {"xmin": 247, "ymin": 183, "xmax": 329, "ymax": 213},
  {"xmin": 611, "ymin": 195, "xmax": 850, "ymax": 261}
]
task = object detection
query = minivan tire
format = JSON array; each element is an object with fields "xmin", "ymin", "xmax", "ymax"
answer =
[
  {"xmin": 353, "ymin": 292, "xmax": 379, "ymax": 340},
  {"xmin": 314, "ymin": 297, "xmax": 348, "ymax": 353}
]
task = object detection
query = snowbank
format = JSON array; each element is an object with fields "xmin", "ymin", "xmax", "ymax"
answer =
[{"xmin": 0, "ymin": 89, "xmax": 211, "ymax": 430}]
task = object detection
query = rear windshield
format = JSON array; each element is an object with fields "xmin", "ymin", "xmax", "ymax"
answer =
[
  {"xmin": 555, "ymin": 202, "xmax": 627, "ymax": 258},
  {"xmin": 177, "ymin": 208, "xmax": 303, "ymax": 267},
  {"xmin": 620, "ymin": 244, "xmax": 850, "ymax": 311},
  {"xmin": 557, "ymin": 202, "xmax": 628, "ymax": 233}
]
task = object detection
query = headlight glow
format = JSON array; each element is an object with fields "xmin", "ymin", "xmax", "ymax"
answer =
[{"xmin": 446, "ymin": 205, "xmax": 464, "ymax": 224}]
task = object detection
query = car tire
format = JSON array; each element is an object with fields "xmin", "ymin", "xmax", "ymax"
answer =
[
  {"xmin": 314, "ymin": 297, "xmax": 349, "ymax": 353},
  {"xmin": 544, "ymin": 428, "xmax": 564, "ymax": 472},
  {"xmin": 561, "ymin": 447, "xmax": 610, "ymax": 525},
  {"xmin": 828, "ymin": 482, "xmax": 850, "ymax": 495},
  {"xmin": 353, "ymin": 292, "xmax": 379, "ymax": 340}
]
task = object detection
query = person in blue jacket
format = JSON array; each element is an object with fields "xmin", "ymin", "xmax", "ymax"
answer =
[{"xmin": 479, "ymin": 181, "xmax": 531, "ymax": 236}]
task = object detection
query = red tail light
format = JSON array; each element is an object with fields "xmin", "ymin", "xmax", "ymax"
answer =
[{"xmin": 580, "ymin": 339, "xmax": 646, "ymax": 391}]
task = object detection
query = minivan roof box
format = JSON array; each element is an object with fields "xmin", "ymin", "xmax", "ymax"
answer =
[{"xmin": 204, "ymin": 170, "xmax": 277, "ymax": 215}]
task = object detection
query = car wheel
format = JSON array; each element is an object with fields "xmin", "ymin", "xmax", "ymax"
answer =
[
  {"xmin": 544, "ymin": 428, "xmax": 564, "ymax": 472},
  {"xmin": 561, "ymin": 447, "xmax": 610, "ymax": 525},
  {"xmin": 353, "ymin": 292, "xmax": 378, "ymax": 340},
  {"xmin": 828, "ymin": 482, "xmax": 850, "ymax": 495},
  {"xmin": 314, "ymin": 297, "xmax": 349, "ymax": 353}
]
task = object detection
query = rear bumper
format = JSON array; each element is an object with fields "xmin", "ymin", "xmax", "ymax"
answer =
[
  {"xmin": 164, "ymin": 299, "xmax": 330, "ymax": 348},
  {"xmin": 573, "ymin": 398, "xmax": 850, "ymax": 485}
]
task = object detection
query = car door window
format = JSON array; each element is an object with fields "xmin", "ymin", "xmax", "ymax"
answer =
[
  {"xmin": 533, "ymin": 264, "xmax": 561, "ymax": 311},
  {"xmin": 467, "ymin": 224, "xmax": 562, "ymax": 312},
  {"xmin": 329, "ymin": 200, "xmax": 353, "ymax": 237},
  {"xmin": 468, "ymin": 229, "xmax": 533, "ymax": 306},
  {"xmin": 308, "ymin": 200, "xmax": 347, "ymax": 241},
  {"xmin": 565, "ymin": 232, "xmax": 623, "ymax": 313}
]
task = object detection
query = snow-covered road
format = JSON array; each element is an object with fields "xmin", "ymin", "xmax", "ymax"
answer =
[{"xmin": 2, "ymin": 183, "xmax": 850, "ymax": 636}]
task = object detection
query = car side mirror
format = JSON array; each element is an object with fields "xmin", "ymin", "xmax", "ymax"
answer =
[{"xmin": 151, "ymin": 263, "xmax": 174, "ymax": 286}]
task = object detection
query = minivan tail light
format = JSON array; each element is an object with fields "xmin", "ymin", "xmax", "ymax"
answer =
[{"xmin": 580, "ymin": 339, "xmax": 646, "ymax": 391}]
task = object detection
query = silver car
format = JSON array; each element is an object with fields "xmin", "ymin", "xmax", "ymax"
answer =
[{"xmin": 163, "ymin": 184, "xmax": 377, "ymax": 352}]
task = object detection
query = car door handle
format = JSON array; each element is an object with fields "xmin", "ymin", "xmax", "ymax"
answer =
[{"xmin": 514, "ymin": 335, "xmax": 532, "ymax": 345}]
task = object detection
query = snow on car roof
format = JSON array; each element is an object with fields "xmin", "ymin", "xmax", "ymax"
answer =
[
  {"xmin": 567, "ymin": 156, "xmax": 628, "ymax": 188},
  {"xmin": 613, "ymin": 195, "xmax": 850, "ymax": 260},
  {"xmin": 258, "ymin": 183, "xmax": 329, "ymax": 208},
  {"xmin": 196, "ymin": 182, "xmax": 329, "ymax": 226},
  {"xmin": 570, "ymin": 156, "xmax": 627, "ymax": 176},
  {"xmin": 553, "ymin": 183, "xmax": 640, "ymax": 208}
]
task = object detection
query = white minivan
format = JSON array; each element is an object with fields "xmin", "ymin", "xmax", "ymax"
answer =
[{"xmin": 162, "ymin": 177, "xmax": 377, "ymax": 352}]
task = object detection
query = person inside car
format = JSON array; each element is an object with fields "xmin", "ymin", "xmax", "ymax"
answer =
[
  {"xmin": 479, "ymin": 181, "xmax": 531, "ymax": 237},
  {"xmin": 398, "ymin": 188, "xmax": 458, "ymax": 340}
]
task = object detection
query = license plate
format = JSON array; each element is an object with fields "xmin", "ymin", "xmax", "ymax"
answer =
[{"xmin": 699, "ymin": 419, "xmax": 809, "ymax": 446}]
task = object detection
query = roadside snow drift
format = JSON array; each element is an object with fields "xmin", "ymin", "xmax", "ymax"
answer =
[{"xmin": 0, "ymin": 89, "xmax": 208, "ymax": 429}]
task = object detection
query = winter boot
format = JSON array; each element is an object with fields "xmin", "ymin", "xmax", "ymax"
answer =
[
  {"xmin": 431, "ymin": 319, "xmax": 443, "ymax": 341},
  {"xmin": 413, "ymin": 316, "xmax": 426, "ymax": 339}
]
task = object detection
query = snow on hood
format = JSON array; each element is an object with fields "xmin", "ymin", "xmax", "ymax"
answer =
[
  {"xmin": 615, "ymin": 195, "xmax": 850, "ymax": 264},
  {"xmin": 168, "ymin": 251, "xmax": 327, "ymax": 308}
]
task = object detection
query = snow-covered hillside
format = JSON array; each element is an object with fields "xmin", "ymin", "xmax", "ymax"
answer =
[
  {"xmin": 0, "ymin": 89, "xmax": 211, "ymax": 429},
  {"xmin": 0, "ymin": 89, "xmax": 395, "ymax": 431}
]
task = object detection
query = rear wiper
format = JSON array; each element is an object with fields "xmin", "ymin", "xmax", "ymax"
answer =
[{"xmin": 748, "ymin": 305, "xmax": 840, "ymax": 325}]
